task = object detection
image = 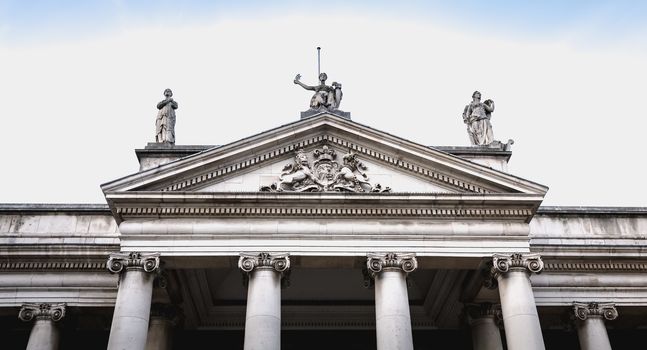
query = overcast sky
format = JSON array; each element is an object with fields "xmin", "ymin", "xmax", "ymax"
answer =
[{"xmin": 1, "ymin": 1, "xmax": 646, "ymax": 206}]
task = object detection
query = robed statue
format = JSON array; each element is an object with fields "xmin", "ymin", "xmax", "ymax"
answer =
[
  {"xmin": 156, "ymin": 88, "xmax": 178, "ymax": 144},
  {"xmin": 462, "ymin": 91, "xmax": 495, "ymax": 146},
  {"xmin": 294, "ymin": 73, "xmax": 343, "ymax": 110}
]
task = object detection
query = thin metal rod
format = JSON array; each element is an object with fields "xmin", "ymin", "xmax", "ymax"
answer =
[{"xmin": 317, "ymin": 47, "xmax": 321, "ymax": 76}]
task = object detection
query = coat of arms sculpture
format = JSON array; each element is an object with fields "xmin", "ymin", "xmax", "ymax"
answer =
[{"xmin": 260, "ymin": 146, "xmax": 391, "ymax": 193}]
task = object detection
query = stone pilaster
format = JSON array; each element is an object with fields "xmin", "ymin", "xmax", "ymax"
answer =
[
  {"xmin": 107, "ymin": 252, "xmax": 160, "ymax": 350},
  {"xmin": 573, "ymin": 302, "xmax": 617, "ymax": 350},
  {"xmin": 366, "ymin": 253, "xmax": 417, "ymax": 350},
  {"xmin": 490, "ymin": 253, "xmax": 545, "ymax": 350},
  {"xmin": 465, "ymin": 303, "xmax": 503, "ymax": 350},
  {"xmin": 19, "ymin": 303, "xmax": 66, "ymax": 350},
  {"xmin": 238, "ymin": 253, "xmax": 290, "ymax": 350}
]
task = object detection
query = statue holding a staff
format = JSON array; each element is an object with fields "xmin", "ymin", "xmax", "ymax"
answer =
[{"xmin": 294, "ymin": 47, "xmax": 344, "ymax": 111}]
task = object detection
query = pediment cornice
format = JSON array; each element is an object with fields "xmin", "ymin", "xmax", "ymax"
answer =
[
  {"xmin": 102, "ymin": 114, "xmax": 547, "ymax": 195},
  {"xmin": 151, "ymin": 135, "xmax": 498, "ymax": 194},
  {"xmin": 102, "ymin": 114, "xmax": 547, "ymax": 224}
]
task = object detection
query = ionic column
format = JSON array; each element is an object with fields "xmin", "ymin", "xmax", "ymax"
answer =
[
  {"xmin": 366, "ymin": 253, "xmax": 417, "ymax": 350},
  {"xmin": 490, "ymin": 253, "xmax": 545, "ymax": 350},
  {"xmin": 238, "ymin": 252, "xmax": 290, "ymax": 350},
  {"xmin": 465, "ymin": 303, "xmax": 503, "ymax": 350},
  {"xmin": 19, "ymin": 303, "xmax": 66, "ymax": 350},
  {"xmin": 573, "ymin": 302, "xmax": 618, "ymax": 350},
  {"xmin": 106, "ymin": 252, "xmax": 160, "ymax": 350},
  {"xmin": 145, "ymin": 303, "xmax": 177, "ymax": 350}
]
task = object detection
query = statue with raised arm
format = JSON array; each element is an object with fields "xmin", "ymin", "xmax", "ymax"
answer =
[
  {"xmin": 294, "ymin": 73, "xmax": 342, "ymax": 110},
  {"xmin": 155, "ymin": 88, "xmax": 178, "ymax": 144},
  {"xmin": 462, "ymin": 91, "xmax": 495, "ymax": 146}
]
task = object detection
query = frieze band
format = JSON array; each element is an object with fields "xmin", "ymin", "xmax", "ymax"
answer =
[
  {"xmin": 116, "ymin": 205, "xmax": 534, "ymax": 219},
  {"xmin": 107, "ymin": 252, "xmax": 160, "ymax": 274},
  {"xmin": 573, "ymin": 302, "xmax": 618, "ymax": 321},
  {"xmin": 19, "ymin": 303, "xmax": 66, "ymax": 322}
]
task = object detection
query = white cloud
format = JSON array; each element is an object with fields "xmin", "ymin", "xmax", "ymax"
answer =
[{"xmin": 1, "ymin": 14, "xmax": 645, "ymax": 206}]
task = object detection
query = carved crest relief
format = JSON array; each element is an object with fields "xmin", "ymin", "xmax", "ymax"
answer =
[{"xmin": 260, "ymin": 145, "xmax": 391, "ymax": 193}]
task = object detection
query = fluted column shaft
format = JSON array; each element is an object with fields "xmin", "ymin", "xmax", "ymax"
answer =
[
  {"xmin": 466, "ymin": 303, "xmax": 503, "ymax": 350},
  {"xmin": 239, "ymin": 253, "xmax": 290, "ymax": 350},
  {"xmin": 367, "ymin": 253, "xmax": 417, "ymax": 350},
  {"xmin": 106, "ymin": 252, "xmax": 160, "ymax": 350},
  {"xmin": 573, "ymin": 303, "xmax": 617, "ymax": 350},
  {"xmin": 19, "ymin": 303, "xmax": 66, "ymax": 350},
  {"xmin": 491, "ymin": 253, "xmax": 545, "ymax": 350}
]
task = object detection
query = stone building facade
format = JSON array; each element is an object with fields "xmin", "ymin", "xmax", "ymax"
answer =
[{"xmin": 1, "ymin": 112, "xmax": 646, "ymax": 349}]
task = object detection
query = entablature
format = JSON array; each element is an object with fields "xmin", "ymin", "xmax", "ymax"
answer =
[{"xmin": 106, "ymin": 191, "xmax": 543, "ymax": 224}]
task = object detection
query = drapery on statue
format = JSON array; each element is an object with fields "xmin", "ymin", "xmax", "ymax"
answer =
[
  {"xmin": 462, "ymin": 91, "xmax": 495, "ymax": 146},
  {"xmin": 155, "ymin": 88, "xmax": 178, "ymax": 144},
  {"xmin": 294, "ymin": 73, "xmax": 343, "ymax": 110}
]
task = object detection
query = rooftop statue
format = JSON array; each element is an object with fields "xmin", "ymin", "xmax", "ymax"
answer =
[
  {"xmin": 462, "ymin": 91, "xmax": 495, "ymax": 146},
  {"xmin": 294, "ymin": 73, "xmax": 343, "ymax": 111},
  {"xmin": 155, "ymin": 88, "xmax": 178, "ymax": 144}
]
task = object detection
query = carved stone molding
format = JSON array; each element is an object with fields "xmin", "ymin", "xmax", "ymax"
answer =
[
  {"xmin": 464, "ymin": 303, "xmax": 503, "ymax": 327},
  {"xmin": 155, "ymin": 135, "xmax": 493, "ymax": 194},
  {"xmin": 107, "ymin": 252, "xmax": 160, "ymax": 274},
  {"xmin": 117, "ymin": 205, "xmax": 533, "ymax": 219},
  {"xmin": 0, "ymin": 260, "xmax": 106, "ymax": 271},
  {"xmin": 545, "ymin": 261, "xmax": 647, "ymax": 272},
  {"xmin": 573, "ymin": 302, "xmax": 618, "ymax": 321},
  {"xmin": 366, "ymin": 253, "xmax": 418, "ymax": 278},
  {"xmin": 19, "ymin": 303, "xmax": 66, "ymax": 322},
  {"xmin": 260, "ymin": 146, "xmax": 391, "ymax": 193}
]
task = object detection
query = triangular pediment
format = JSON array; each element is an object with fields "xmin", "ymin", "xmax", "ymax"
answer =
[
  {"xmin": 102, "ymin": 113, "xmax": 547, "ymax": 196},
  {"xmin": 196, "ymin": 147, "xmax": 459, "ymax": 194}
]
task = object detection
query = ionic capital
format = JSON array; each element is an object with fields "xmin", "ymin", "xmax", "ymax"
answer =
[
  {"xmin": 573, "ymin": 302, "xmax": 618, "ymax": 321},
  {"xmin": 107, "ymin": 252, "xmax": 160, "ymax": 274},
  {"xmin": 19, "ymin": 303, "xmax": 66, "ymax": 322},
  {"xmin": 491, "ymin": 253, "xmax": 543, "ymax": 278},
  {"xmin": 150, "ymin": 303, "xmax": 178, "ymax": 323},
  {"xmin": 366, "ymin": 253, "xmax": 418, "ymax": 278},
  {"xmin": 464, "ymin": 303, "xmax": 503, "ymax": 328},
  {"xmin": 465, "ymin": 302, "xmax": 502, "ymax": 319},
  {"xmin": 238, "ymin": 252, "xmax": 290, "ymax": 274}
]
